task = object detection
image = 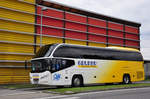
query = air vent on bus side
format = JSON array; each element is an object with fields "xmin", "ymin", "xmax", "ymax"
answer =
[{"xmin": 136, "ymin": 71, "xmax": 143, "ymax": 79}]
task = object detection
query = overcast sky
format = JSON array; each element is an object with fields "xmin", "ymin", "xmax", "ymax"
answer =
[{"xmin": 47, "ymin": 0, "xmax": 150, "ymax": 60}]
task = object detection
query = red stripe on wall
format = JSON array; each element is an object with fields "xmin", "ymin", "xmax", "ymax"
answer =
[
  {"xmin": 37, "ymin": 16, "xmax": 63, "ymax": 27},
  {"xmin": 37, "ymin": 26, "xmax": 63, "ymax": 36},
  {"xmin": 125, "ymin": 26, "xmax": 139, "ymax": 34},
  {"xmin": 66, "ymin": 22, "xmax": 86, "ymax": 32},
  {"xmin": 89, "ymin": 34, "xmax": 106, "ymax": 42},
  {"xmin": 88, "ymin": 17, "xmax": 106, "ymax": 27},
  {"xmin": 108, "ymin": 37, "xmax": 124, "ymax": 45},
  {"xmin": 37, "ymin": 6, "xmax": 42, "ymax": 14},
  {"xmin": 65, "ymin": 31, "xmax": 86, "ymax": 40},
  {"xmin": 108, "ymin": 22, "xmax": 123, "ymax": 30},
  {"xmin": 35, "ymin": 5, "xmax": 140, "ymax": 49},
  {"xmin": 125, "ymin": 33, "xmax": 139, "ymax": 40},
  {"xmin": 108, "ymin": 30, "xmax": 123, "ymax": 38},
  {"xmin": 37, "ymin": 6, "xmax": 63, "ymax": 19},
  {"xmin": 89, "ymin": 26, "xmax": 106, "ymax": 35},
  {"xmin": 66, "ymin": 12, "xmax": 86, "ymax": 23},
  {"xmin": 125, "ymin": 40, "xmax": 139, "ymax": 47}
]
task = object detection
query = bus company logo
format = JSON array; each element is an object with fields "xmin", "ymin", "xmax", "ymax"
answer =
[
  {"xmin": 33, "ymin": 74, "xmax": 39, "ymax": 77},
  {"xmin": 32, "ymin": 74, "xmax": 39, "ymax": 79},
  {"xmin": 53, "ymin": 73, "xmax": 61, "ymax": 81},
  {"xmin": 78, "ymin": 61, "xmax": 97, "ymax": 68}
]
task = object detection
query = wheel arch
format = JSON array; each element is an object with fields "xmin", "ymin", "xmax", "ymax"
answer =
[
  {"xmin": 123, "ymin": 73, "xmax": 131, "ymax": 84},
  {"xmin": 71, "ymin": 74, "xmax": 84, "ymax": 86},
  {"xmin": 123, "ymin": 73, "xmax": 131, "ymax": 79}
]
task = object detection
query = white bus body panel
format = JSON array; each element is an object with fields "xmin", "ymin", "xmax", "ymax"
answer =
[
  {"xmin": 30, "ymin": 71, "xmax": 52, "ymax": 85},
  {"xmin": 30, "ymin": 59, "xmax": 105, "ymax": 86}
]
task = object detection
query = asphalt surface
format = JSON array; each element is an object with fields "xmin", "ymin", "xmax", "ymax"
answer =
[
  {"xmin": 0, "ymin": 88, "xmax": 55, "ymax": 99},
  {"xmin": 0, "ymin": 82, "xmax": 150, "ymax": 99},
  {"xmin": 36, "ymin": 87, "xmax": 150, "ymax": 99},
  {"xmin": 0, "ymin": 87, "xmax": 150, "ymax": 99}
]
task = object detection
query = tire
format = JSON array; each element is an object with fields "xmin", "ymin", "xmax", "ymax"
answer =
[
  {"xmin": 105, "ymin": 83, "xmax": 113, "ymax": 85},
  {"xmin": 123, "ymin": 75, "xmax": 130, "ymax": 84},
  {"xmin": 72, "ymin": 76, "xmax": 83, "ymax": 87},
  {"xmin": 56, "ymin": 86, "xmax": 64, "ymax": 88}
]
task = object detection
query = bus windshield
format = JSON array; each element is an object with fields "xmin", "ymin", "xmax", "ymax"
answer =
[
  {"xmin": 31, "ymin": 59, "xmax": 50, "ymax": 73},
  {"xmin": 34, "ymin": 44, "xmax": 58, "ymax": 58},
  {"xmin": 31, "ymin": 58, "xmax": 75, "ymax": 73}
]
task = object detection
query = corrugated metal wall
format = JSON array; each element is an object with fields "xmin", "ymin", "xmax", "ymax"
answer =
[
  {"xmin": 36, "ymin": 5, "xmax": 140, "ymax": 48},
  {"xmin": 0, "ymin": 0, "xmax": 141, "ymax": 84},
  {"xmin": 0, "ymin": 0, "xmax": 35, "ymax": 84}
]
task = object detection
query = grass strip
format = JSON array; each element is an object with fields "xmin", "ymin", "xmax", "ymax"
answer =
[
  {"xmin": 2, "ymin": 84, "xmax": 40, "ymax": 89},
  {"xmin": 144, "ymin": 79, "xmax": 150, "ymax": 81},
  {"xmin": 46, "ymin": 83, "xmax": 150, "ymax": 94}
]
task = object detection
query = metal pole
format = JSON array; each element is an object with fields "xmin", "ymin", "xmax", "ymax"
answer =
[
  {"xmin": 40, "ymin": 7, "xmax": 48, "ymax": 47},
  {"xmin": 40, "ymin": 8, "xmax": 43, "ymax": 47}
]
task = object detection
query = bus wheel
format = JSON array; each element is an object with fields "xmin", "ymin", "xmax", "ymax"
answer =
[
  {"xmin": 56, "ymin": 86, "xmax": 64, "ymax": 88},
  {"xmin": 72, "ymin": 76, "xmax": 83, "ymax": 87},
  {"xmin": 123, "ymin": 75, "xmax": 131, "ymax": 84}
]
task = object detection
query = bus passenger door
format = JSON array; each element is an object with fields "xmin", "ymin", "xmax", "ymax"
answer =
[{"xmin": 62, "ymin": 59, "xmax": 75, "ymax": 85}]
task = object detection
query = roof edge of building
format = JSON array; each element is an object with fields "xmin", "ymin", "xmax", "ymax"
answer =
[{"xmin": 39, "ymin": 0, "xmax": 141, "ymax": 27}]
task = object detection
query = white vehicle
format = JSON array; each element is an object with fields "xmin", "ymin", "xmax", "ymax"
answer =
[{"xmin": 30, "ymin": 43, "xmax": 144, "ymax": 87}]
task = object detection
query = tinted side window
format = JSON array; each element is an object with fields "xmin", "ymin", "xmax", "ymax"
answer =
[
  {"xmin": 51, "ymin": 58, "xmax": 75, "ymax": 72},
  {"xmin": 81, "ymin": 48, "xmax": 143, "ymax": 61},
  {"xmin": 53, "ymin": 46, "xmax": 82, "ymax": 58},
  {"xmin": 53, "ymin": 45, "xmax": 143, "ymax": 61},
  {"xmin": 34, "ymin": 44, "xmax": 57, "ymax": 58},
  {"xmin": 35, "ymin": 45, "xmax": 50, "ymax": 58},
  {"xmin": 81, "ymin": 48, "xmax": 114, "ymax": 60},
  {"xmin": 107, "ymin": 50, "xmax": 143, "ymax": 61}
]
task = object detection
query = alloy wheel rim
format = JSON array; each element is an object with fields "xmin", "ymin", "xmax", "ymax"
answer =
[{"xmin": 74, "ymin": 78, "xmax": 80, "ymax": 86}]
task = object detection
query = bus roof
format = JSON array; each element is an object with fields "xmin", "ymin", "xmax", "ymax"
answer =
[
  {"xmin": 107, "ymin": 46, "xmax": 140, "ymax": 52},
  {"xmin": 59, "ymin": 43, "xmax": 140, "ymax": 52}
]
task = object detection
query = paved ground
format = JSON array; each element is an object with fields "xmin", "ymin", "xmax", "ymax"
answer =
[
  {"xmin": 0, "ymin": 88, "xmax": 55, "ymax": 99},
  {"xmin": 0, "ymin": 81, "xmax": 150, "ymax": 99},
  {"xmin": 1, "ymin": 87, "xmax": 150, "ymax": 99},
  {"xmin": 134, "ymin": 81, "xmax": 150, "ymax": 83},
  {"xmin": 36, "ymin": 87, "xmax": 150, "ymax": 99}
]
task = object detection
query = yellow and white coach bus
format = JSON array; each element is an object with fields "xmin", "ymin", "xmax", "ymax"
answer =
[{"xmin": 30, "ymin": 43, "xmax": 144, "ymax": 87}]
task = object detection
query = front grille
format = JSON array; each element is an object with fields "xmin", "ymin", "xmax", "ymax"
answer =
[{"xmin": 33, "ymin": 78, "xmax": 39, "ymax": 84}]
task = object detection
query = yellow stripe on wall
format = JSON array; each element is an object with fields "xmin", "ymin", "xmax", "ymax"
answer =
[
  {"xmin": 0, "ymin": 76, "xmax": 12, "ymax": 84},
  {"xmin": 36, "ymin": 46, "xmax": 40, "ymax": 53},
  {"xmin": 19, "ymin": 0, "xmax": 35, "ymax": 4},
  {"xmin": 0, "ymin": 68, "xmax": 30, "ymax": 76},
  {"xmin": 0, "ymin": 8, "xmax": 35, "ymax": 23},
  {"xmin": 12, "ymin": 76, "xmax": 30, "ymax": 83},
  {"xmin": 0, "ymin": 68, "xmax": 30, "ymax": 84},
  {"xmin": 0, "ymin": 54, "xmax": 33, "ymax": 61},
  {"xmin": 0, "ymin": 62, "xmax": 29, "ymax": 67},
  {"xmin": 0, "ymin": 19, "xmax": 34, "ymax": 33},
  {"xmin": 0, "ymin": 68, "xmax": 13, "ymax": 76},
  {"xmin": 0, "ymin": 0, "xmax": 35, "ymax": 13},
  {"xmin": 0, "ymin": 43, "xmax": 34, "ymax": 54},
  {"xmin": 66, "ymin": 40, "xmax": 86, "ymax": 45},
  {"xmin": 37, "ymin": 36, "xmax": 63, "ymax": 45},
  {"xmin": 89, "ymin": 42, "xmax": 106, "ymax": 47},
  {"xmin": 0, "ymin": 0, "xmax": 35, "ymax": 84},
  {"xmin": 13, "ymin": 68, "xmax": 30, "ymax": 76},
  {"xmin": 0, "ymin": 31, "xmax": 34, "ymax": 43}
]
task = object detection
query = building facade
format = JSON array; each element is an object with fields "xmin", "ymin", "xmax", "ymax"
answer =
[
  {"xmin": 0, "ymin": 0, "xmax": 141, "ymax": 84},
  {"xmin": 144, "ymin": 60, "xmax": 150, "ymax": 79}
]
